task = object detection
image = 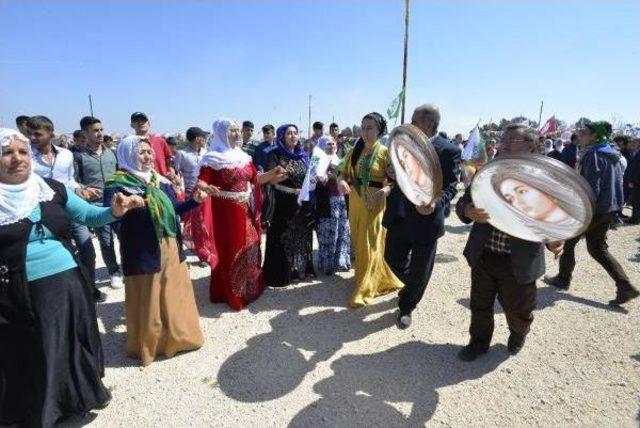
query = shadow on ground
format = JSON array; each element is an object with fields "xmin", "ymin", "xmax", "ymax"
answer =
[
  {"xmin": 289, "ymin": 342, "xmax": 508, "ymax": 427},
  {"xmin": 217, "ymin": 275, "xmax": 508, "ymax": 426},
  {"xmin": 456, "ymin": 285, "xmax": 628, "ymax": 315}
]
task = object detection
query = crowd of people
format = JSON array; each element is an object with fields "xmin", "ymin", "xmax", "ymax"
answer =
[{"xmin": 1, "ymin": 105, "xmax": 639, "ymax": 427}]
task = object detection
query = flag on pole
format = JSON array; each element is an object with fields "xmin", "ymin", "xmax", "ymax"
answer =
[
  {"xmin": 539, "ymin": 115, "xmax": 557, "ymax": 136},
  {"xmin": 387, "ymin": 89, "xmax": 405, "ymax": 120},
  {"xmin": 461, "ymin": 125, "xmax": 487, "ymax": 164}
]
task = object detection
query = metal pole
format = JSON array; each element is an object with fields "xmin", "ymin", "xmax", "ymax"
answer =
[
  {"xmin": 88, "ymin": 94, "xmax": 94, "ymax": 116},
  {"xmin": 537, "ymin": 100, "xmax": 544, "ymax": 130},
  {"xmin": 308, "ymin": 94, "xmax": 312, "ymax": 139},
  {"xmin": 400, "ymin": 0, "xmax": 410, "ymax": 124}
]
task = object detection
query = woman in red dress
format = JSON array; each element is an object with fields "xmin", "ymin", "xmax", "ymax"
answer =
[{"xmin": 192, "ymin": 119, "xmax": 283, "ymax": 310}]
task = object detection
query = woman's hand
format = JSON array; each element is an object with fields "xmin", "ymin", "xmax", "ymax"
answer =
[
  {"xmin": 546, "ymin": 241, "xmax": 565, "ymax": 259},
  {"xmin": 337, "ymin": 180, "xmax": 351, "ymax": 196},
  {"xmin": 110, "ymin": 193, "xmax": 145, "ymax": 218},
  {"xmin": 464, "ymin": 203, "xmax": 490, "ymax": 223},
  {"xmin": 416, "ymin": 202, "xmax": 435, "ymax": 216},
  {"xmin": 199, "ymin": 183, "xmax": 221, "ymax": 197},
  {"xmin": 191, "ymin": 189, "xmax": 208, "ymax": 203},
  {"xmin": 367, "ymin": 189, "xmax": 387, "ymax": 211},
  {"xmin": 269, "ymin": 165, "xmax": 288, "ymax": 184}
]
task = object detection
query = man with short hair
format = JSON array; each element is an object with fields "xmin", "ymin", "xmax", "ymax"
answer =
[
  {"xmin": 304, "ymin": 121, "xmax": 324, "ymax": 154},
  {"xmin": 383, "ymin": 104, "xmax": 461, "ymax": 330},
  {"xmin": 329, "ymin": 122, "xmax": 340, "ymax": 139},
  {"xmin": 252, "ymin": 124, "xmax": 277, "ymax": 172},
  {"xmin": 130, "ymin": 112, "xmax": 175, "ymax": 178},
  {"xmin": 561, "ymin": 133, "xmax": 579, "ymax": 168},
  {"xmin": 71, "ymin": 129, "xmax": 86, "ymax": 153},
  {"xmin": 456, "ymin": 124, "xmax": 564, "ymax": 361},
  {"xmin": 174, "ymin": 127, "xmax": 208, "ymax": 197},
  {"xmin": 241, "ymin": 120, "xmax": 259, "ymax": 157},
  {"xmin": 15, "ymin": 115, "xmax": 30, "ymax": 136},
  {"xmin": 546, "ymin": 121, "xmax": 639, "ymax": 305},
  {"xmin": 27, "ymin": 115, "xmax": 108, "ymax": 302},
  {"xmin": 73, "ymin": 116, "xmax": 123, "ymax": 291}
]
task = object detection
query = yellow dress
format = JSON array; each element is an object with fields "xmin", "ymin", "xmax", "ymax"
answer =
[{"xmin": 343, "ymin": 141, "xmax": 402, "ymax": 307}]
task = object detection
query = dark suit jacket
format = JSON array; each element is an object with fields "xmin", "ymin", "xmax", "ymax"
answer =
[
  {"xmin": 383, "ymin": 134, "xmax": 461, "ymax": 242},
  {"xmin": 455, "ymin": 186, "xmax": 546, "ymax": 285}
]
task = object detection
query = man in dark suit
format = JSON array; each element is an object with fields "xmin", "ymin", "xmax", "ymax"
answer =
[
  {"xmin": 383, "ymin": 104, "xmax": 461, "ymax": 329},
  {"xmin": 455, "ymin": 123, "xmax": 564, "ymax": 361}
]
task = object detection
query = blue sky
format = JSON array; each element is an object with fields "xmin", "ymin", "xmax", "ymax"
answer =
[{"xmin": 1, "ymin": 0, "xmax": 638, "ymax": 138}]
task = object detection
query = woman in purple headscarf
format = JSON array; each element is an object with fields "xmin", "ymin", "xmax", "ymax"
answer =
[{"xmin": 262, "ymin": 124, "xmax": 316, "ymax": 287}]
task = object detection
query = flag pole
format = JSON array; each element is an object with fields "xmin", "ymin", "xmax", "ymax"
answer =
[
  {"xmin": 400, "ymin": 0, "xmax": 410, "ymax": 124},
  {"xmin": 308, "ymin": 94, "xmax": 312, "ymax": 139},
  {"xmin": 88, "ymin": 94, "xmax": 94, "ymax": 116},
  {"xmin": 537, "ymin": 100, "xmax": 544, "ymax": 130}
]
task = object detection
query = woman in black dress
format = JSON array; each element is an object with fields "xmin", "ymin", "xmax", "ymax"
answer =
[{"xmin": 263, "ymin": 124, "xmax": 315, "ymax": 286}]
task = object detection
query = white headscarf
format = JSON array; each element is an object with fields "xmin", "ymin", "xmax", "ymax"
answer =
[
  {"xmin": 116, "ymin": 135, "xmax": 158, "ymax": 182},
  {"xmin": 316, "ymin": 136, "xmax": 340, "ymax": 166},
  {"xmin": 199, "ymin": 119, "xmax": 251, "ymax": 170},
  {"xmin": 0, "ymin": 128, "xmax": 55, "ymax": 226}
]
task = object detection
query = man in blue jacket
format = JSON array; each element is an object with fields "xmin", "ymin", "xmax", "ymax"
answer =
[{"xmin": 545, "ymin": 121, "xmax": 639, "ymax": 306}]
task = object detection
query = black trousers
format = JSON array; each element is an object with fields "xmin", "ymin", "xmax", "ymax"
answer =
[
  {"xmin": 630, "ymin": 187, "xmax": 640, "ymax": 222},
  {"xmin": 558, "ymin": 213, "xmax": 632, "ymax": 290},
  {"xmin": 384, "ymin": 220, "xmax": 438, "ymax": 315},
  {"xmin": 469, "ymin": 252, "xmax": 536, "ymax": 346}
]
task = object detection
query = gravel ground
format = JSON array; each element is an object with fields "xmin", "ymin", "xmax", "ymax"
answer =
[{"xmin": 80, "ymin": 202, "xmax": 640, "ymax": 427}]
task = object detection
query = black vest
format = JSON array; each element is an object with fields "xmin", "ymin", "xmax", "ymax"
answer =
[{"xmin": 0, "ymin": 178, "xmax": 86, "ymax": 326}]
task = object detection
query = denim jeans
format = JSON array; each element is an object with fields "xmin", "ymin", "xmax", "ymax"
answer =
[{"xmin": 70, "ymin": 221, "xmax": 121, "ymax": 289}]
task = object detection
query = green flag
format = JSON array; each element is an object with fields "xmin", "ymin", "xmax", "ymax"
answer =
[{"xmin": 387, "ymin": 89, "xmax": 405, "ymax": 120}]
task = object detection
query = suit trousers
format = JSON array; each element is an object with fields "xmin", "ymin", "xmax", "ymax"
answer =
[
  {"xmin": 384, "ymin": 220, "xmax": 438, "ymax": 315},
  {"xmin": 557, "ymin": 213, "xmax": 631, "ymax": 290},
  {"xmin": 469, "ymin": 252, "xmax": 536, "ymax": 346}
]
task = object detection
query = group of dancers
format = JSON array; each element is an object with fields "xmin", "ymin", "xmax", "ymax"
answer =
[{"xmin": 1, "ymin": 104, "xmax": 637, "ymax": 427}]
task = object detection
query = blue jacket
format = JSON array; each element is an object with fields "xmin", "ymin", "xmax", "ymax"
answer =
[
  {"xmin": 103, "ymin": 182, "xmax": 199, "ymax": 276},
  {"xmin": 580, "ymin": 143, "xmax": 624, "ymax": 216}
]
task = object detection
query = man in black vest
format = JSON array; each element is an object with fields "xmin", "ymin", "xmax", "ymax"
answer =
[
  {"xmin": 383, "ymin": 104, "xmax": 461, "ymax": 329},
  {"xmin": 455, "ymin": 123, "xmax": 564, "ymax": 361}
]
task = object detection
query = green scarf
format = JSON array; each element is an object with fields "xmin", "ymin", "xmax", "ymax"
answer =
[
  {"xmin": 354, "ymin": 141, "xmax": 381, "ymax": 197},
  {"xmin": 106, "ymin": 171, "xmax": 178, "ymax": 240}
]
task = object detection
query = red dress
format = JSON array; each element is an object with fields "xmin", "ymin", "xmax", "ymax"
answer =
[{"xmin": 192, "ymin": 163, "xmax": 264, "ymax": 310}]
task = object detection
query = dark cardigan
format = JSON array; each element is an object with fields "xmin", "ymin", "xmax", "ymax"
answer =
[{"xmin": 103, "ymin": 181, "xmax": 199, "ymax": 276}]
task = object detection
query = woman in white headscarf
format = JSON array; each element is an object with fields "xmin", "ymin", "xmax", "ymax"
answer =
[
  {"xmin": 315, "ymin": 136, "xmax": 351, "ymax": 274},
  {"xmin": 0, "ymin": 129, "xmax": 142, "ymax": 427},
  {"xmin": 192, "ymin": 119, "xmax": 284, "ymax": 310},
  {"xmin": 104, "ymin": 135, "xmax": 206, "ymax": 366}
]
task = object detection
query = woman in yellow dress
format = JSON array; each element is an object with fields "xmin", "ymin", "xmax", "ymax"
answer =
[{"xmin": 339, "ymin": 112, "xmax": 402, "ymax": 307}]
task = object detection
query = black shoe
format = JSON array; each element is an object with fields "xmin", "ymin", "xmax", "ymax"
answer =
[
  {"xmin": 396, "ymin": 312, "xmax": 412, "ymax": 330},
  {"xmin": 93, "ymin": 290, "xmax": 108, "ymax": 303},
  {"xmin": 458, "ymin": 343, "xmax": 489, "ymax": 362},
  {"xmin": 543, "ymin": 275, "xmax": 570, "ymax": 290},
  {"xmin": 609, "ymin": 286, "xmax": 640, "ymax": 306},
  {"xmin": 507, "ymin": 333, "xmax": 526, "ymax": 355}
]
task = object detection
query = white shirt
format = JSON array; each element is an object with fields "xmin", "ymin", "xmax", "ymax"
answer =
[{"xmin": 31, "ymin": 144, "xmax": 80, "ymax": 190}]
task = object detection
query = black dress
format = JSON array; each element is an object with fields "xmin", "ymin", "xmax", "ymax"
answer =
[
  {"xmin": 0, "ymin": 179, "xmax": 110, "ymax": 428},
  {"xmin": 263, "ymin": 150, "xmax": 315, "ymax": 287}
]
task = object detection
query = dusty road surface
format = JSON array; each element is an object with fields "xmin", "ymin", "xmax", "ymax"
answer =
[{"xmin": 77, "ymin": 207, "xmax": 639, "ymax": 427}]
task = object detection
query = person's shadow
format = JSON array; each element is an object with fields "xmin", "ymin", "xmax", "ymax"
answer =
[
  {"xmin": 456, "ymin": 285, "xmax": 628, "ymax": 315},
  {"xmin": 217, "ymin": 275, "xmax": 399, "ymax": 402},
  {"xmin": 289, "ymin": 341, "xmax": 508, "ymax": 427}
]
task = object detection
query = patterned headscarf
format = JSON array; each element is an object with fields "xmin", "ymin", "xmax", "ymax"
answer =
[
  {"xmin": 273, "ymin": 124, "xmax": 309, "ymax": 165},
  {"xmin": 108, "ymin": 136, "xmax": 178, "ymax": 239}
]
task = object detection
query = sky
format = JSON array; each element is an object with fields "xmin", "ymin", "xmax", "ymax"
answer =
[{"xmin": 1, "ymin": 0, "xmax": 638, "ymax": 138}]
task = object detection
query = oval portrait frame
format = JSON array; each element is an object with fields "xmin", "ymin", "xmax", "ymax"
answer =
[
  {"xmin": 389, "ymin": 124, "xmax": 443, "ymax": 206},
  {"xmin": 470, "ymin": 153, "xmax": 596, "ymax": 242}
]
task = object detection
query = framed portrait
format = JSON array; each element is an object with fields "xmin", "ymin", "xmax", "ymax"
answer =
[
  {"xmin": 389, "ymin": 124, "xmax": 443, "ymax": 206},
  {"xmin": 470, "ymin": 153, "xmax": 596, "ymax": 242}
]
